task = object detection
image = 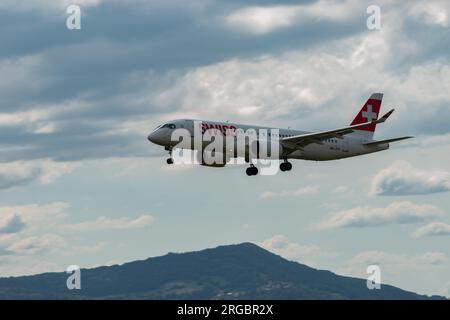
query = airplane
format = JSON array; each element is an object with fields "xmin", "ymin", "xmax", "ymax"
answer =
[{"xmin": 147, "ymin": 93, "xmax": 413, "ymax": 176}]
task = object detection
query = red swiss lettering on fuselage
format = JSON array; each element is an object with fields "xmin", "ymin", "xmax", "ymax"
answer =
[{"xmin": 200, "ymin": 123, "xmax": 237, "ymax": 136}]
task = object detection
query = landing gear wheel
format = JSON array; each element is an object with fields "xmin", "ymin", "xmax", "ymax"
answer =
[
  {"xmin": 280, "ymin": 161, "xmax": 292, "ymax": 172},
  {"xmin": 246, "ymin": 166, "xmax": 258, "ymax": 176},
  {"xmin": 167, "ymin": 158, "xmax": 174, "ymax": 165},
  {"xmin": 286, "ymin": 162, "xmax": 292, "ymax": 171}
]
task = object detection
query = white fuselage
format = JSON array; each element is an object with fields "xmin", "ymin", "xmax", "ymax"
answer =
[{"xmin": 147, "ymin": 119, "xmax": 389, "ymax": 161}]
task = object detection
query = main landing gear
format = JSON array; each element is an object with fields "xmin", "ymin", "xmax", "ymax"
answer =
[
  {"xmin": 246, "ymin": 164, "xmax": 258, "ymax": 176},
  {"xmin": 165, "ymin": 146, "xmax": 174, "ymax": 165},
  {"xmin": 280, "ymin": 160, "xmax": 292, "ymax": 172},
  {"xmin": 246, "ymin": 161, "xmax": 292, "ymax": 176}
]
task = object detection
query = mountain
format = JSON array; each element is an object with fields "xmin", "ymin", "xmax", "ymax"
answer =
[{"xmin": 0, "ymin": 242, "xmax": 444, "ymax": 299}]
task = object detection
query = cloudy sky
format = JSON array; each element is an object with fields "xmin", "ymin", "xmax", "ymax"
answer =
[{"xmin": 1, "ymin": 0, "xmax": 449, "ymax": 297}]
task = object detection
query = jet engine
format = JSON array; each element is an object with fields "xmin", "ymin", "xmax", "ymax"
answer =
[{"xmin": 196, "ymin": 150, "xmax": 229, "ymax": 167}]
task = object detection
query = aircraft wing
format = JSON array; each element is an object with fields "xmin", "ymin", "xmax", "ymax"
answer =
[{"xmin": 281, "ymin": 109, "xmax": 395, "ymax": 148}]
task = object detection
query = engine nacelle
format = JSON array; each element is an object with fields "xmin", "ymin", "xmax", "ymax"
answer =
[
  {"xmin": 196, "ymin": 150, "xmax": 228, "ymax": 167},
  {"xmin": 235, "ymin": 139, "xmax": 285, "ymax": 161}
]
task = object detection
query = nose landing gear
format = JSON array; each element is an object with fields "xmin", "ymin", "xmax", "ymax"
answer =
[{"xmin": 165, "ymin": 146, "xmax": 174, "ymax": 165}]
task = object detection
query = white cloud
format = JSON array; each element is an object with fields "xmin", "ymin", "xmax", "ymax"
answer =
[
  {"xmin": 155, "ymin": 19, "xmax": 450, "ymax": 136},
  {"xmin": 413, "ymin": 222, "xmax": 450, "ymax": 238},
  {"xmin": 0, "ymin": 202, "xmax": 69, "ymax": 229},
  {"xmin": 0, "ymin": 200, "xmax": 157, "ymax": 277},
  {"xmin": 0, "ymin": 203, "xmax": 69, "ymax": 256},
  {"xmin": 38, "ymin": 160, "xmax": 76, "ymax": 184},
  {"xmin": 260, "ymin": 185, "xmax": 320, "ymax": 199},
  {"xmin": 63, "ymin": 214, "xmax": 154, "ymax": 232},
  {"xmin": 0, "ymin": 162, "xmax": 41, "ymax": 189},
  {"xmin": 316, "ymin": 201, "xmax": 444, "ymax": 229},
  {"xmin": 226, "ymin": 5, "xmax": 300, "ymax": 35},
  {"xmin": 33, "ymin": 122, "xmax": 56, "ymax": 134},
  {"xmin": 0, "ymin": 256, "xmax": 62, "ymax": 276},
  {"xmin": 409, "ymin": 0, "xmax": 450, "ymax": 27},
  {"xmin": 0, "ymin": 233, "xmax": 108, "ymax": 258},
  {"xmin": 0, "ymin": 160, "xmax": 75, "ymax": 189},
  {"xmin": 371, "ymin": 161, "xmax": 450, "ymax": 196},
  {"xmin": 0, "ymin": 202, "xmax": 153, "ymax": 234},
  {"xmin": 0, "ymin": 109, "xmax": 49, "ymax": 127},
  {"xmin": 225, "ymin": 0, "xmax": 360, "ymax": 35},
  {"xmin": 0, "ymin": 202, "xmax": 152, "ymax": 264},
  {"xmin": 6, "ymin": 234, "xmax": 66, "ymax": 256},
  {"xmin": 259, "ymin": 235, "xmax": 332, "ymax": 267}
]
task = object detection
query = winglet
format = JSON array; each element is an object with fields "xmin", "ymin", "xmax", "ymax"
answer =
[{"xmin": 376, "ymin": 108, "xmax": 395, "ymax": 123}]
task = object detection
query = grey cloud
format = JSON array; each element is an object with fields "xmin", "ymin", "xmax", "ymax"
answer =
[
  {"xmin": 0, "ymin": 214, "xmax": 26, "ymax": 234},
  {"xmin": 0, "ymin": 0, "xmax": 364, "ymax": 162},
  {"xmin": 400, "ymin": 14, "xmax": 450, "ymax": 68},
  {"xmin": 0, "ymin": 164, "xmax": 41, "ymax": 189},
  {"xmin": 1, "ymin": 0, "xmax": 364, "ymax": 109},
  {"xmin": 0, "ymin": 1, "xmax": 449, "ymax": 163}
]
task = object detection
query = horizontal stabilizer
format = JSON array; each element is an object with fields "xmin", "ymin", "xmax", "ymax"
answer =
[
  {"xmin": 377, "ymin": 108, "xmax": 395, "ymax": 123},
  {"xmin": 364, "ymin": 136, "xmax": 413, "ymax": 147}
]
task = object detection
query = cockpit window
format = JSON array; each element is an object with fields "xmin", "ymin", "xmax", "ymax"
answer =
[{"xmin": 161, "ymin": 123, "xmax": 176, "ymax": 129}]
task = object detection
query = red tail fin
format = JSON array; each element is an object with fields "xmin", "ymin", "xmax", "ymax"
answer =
[{"xmin": 350, "ymin": 93, "xmax": 383, "ymax": 137}]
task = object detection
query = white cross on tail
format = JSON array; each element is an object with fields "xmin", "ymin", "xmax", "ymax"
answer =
[{"xmin": 362, "ymin": 105, "xmax": 377, "ymax": 122}]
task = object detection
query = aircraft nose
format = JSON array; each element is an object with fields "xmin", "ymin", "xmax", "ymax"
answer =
[
  {"xmin": 147, "ymin": 130, "xmax": 165, "ymax": 145},
  {"xmin": 147, "ymin": 132, "xmax": 156, "ymax": 143}
]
